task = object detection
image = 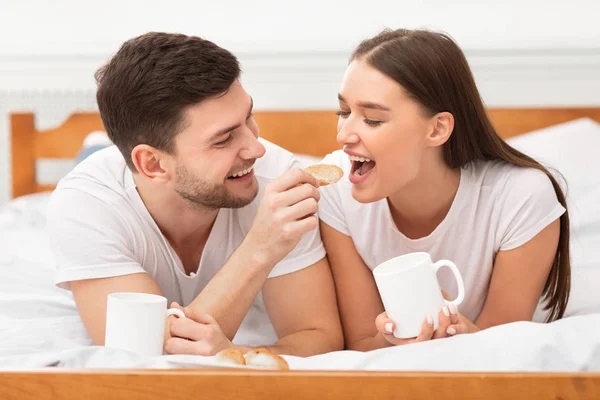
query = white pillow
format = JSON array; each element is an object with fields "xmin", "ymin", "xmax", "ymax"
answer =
[
  {"xmin": 507, "ymin": 118, "xmax": 600, "ymax": 269},
  {"xmin": 507, "ymin": 118, "xmax": 600, "ymax": 321}
]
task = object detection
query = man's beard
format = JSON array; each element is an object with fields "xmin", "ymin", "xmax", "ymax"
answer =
[{"xmin": 174, "ymin": 163, "xmax": 258, "ymax": 210}]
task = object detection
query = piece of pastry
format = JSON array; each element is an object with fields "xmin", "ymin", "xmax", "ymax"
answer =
[
  {"xmin": 243, "ymin": 348, "xmax": 290, "ymax": 370},
  {"xmin": 304, "ymin": 164, "xmax": 343, "ymax": 186},
  {"xmin": 214, "ymin": 348, "xmax": 246, "ymax": 366}
]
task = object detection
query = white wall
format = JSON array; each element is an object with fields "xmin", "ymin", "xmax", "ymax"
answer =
[
  {"xmin": 1, "ymin": 0, "xmax": 599, "ymax": 205},
  {"xmin": 1, "ymin": 0, "xmax": 599, "ymax": 54}
]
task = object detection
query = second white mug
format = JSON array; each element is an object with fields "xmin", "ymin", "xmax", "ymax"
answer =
[{"xmin": 373, "ymin": 252, "xmax": 465, "ymax": 339}]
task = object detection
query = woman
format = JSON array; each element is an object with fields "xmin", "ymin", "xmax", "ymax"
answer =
[{"xmin": 318, "ymin": 28, "xmax": 571, "ymax": 351}]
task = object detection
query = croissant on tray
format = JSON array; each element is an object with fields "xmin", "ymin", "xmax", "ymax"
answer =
[{"xmin": 215, "ymin": 347, "xmax": 290, "ymax": 370}]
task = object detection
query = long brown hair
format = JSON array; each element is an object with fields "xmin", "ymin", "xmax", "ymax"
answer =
[{"xmin": 352, "ymin": 28, "xmax": 570, "ymax": 322}]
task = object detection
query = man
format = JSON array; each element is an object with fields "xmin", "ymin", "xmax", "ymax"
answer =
[{"xmin": 47, "ymin": 32, "xmax": 343, "ymax": 357}]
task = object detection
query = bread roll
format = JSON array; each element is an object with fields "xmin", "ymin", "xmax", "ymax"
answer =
[
  {"xmin": 214, "ymin": 348, "xmax": 246, "ymax": 366},
  {"xmin": 244, "ymin": 348, "xmax": 290, "ymax": 370},
  {"xmin": 304, "ymin": 164, "xmax": 343, "ymax": 186}
]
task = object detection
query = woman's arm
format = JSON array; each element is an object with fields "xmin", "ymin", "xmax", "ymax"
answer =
[
  {"xmin": 475, "ymin": 218, "xmax": 561, "ymax": 329},
  {"xmin": 320, "ymin": 221, "xmax": 392, "ymax": 351}
]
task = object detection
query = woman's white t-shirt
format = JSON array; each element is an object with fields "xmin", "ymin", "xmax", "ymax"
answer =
[{"xmin": 318, "ymin": 150, "xmax": 566, "ymax": 322}]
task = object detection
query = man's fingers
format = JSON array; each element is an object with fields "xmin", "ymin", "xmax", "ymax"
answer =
[
  {"xmin": 165, "ymin": 337, "xmax": 198, "ymax": 355},
  {"xmin": 284, "ymin": 197, "xmax": 319, "ymax": 221},
  {"xmin": 165, "ymin": 337, "xmax": 215, "ymax": 356},
  {"xmin": 193, "ymin": 313, "xmax": 219, "ymax": 325},
  {"xmin": 274, "ymin": 183, "xmax": 320, "ymax": 208},
  {"xmin": 268, "ymin": 168, "xmax": 319, "ymax": 193},
  {"xmin": 170, "ymin": 317, "xmax": 208, "ymax": 341},
  {"xmin": 278, "ymin": 215, "xmax": 319, "ymax": 239}
]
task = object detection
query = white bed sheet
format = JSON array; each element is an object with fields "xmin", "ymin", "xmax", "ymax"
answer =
[{"xmin": 1, "ymin": 136, "xmax": 600, "ymax": 371}]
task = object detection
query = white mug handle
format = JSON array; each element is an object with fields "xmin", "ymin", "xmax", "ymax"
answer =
[
  {"xmin": 433, "ymin": 260, "xmax": 465, "ymax": 306},
  {"xmin": 166, "ymin": 308, "xmax": 186, "ymax": 319}
]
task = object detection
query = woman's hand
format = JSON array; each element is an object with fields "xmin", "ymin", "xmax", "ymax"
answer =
[{"xmin": 375, "ymin": 302, "xmax": 472, "ymax": 346}]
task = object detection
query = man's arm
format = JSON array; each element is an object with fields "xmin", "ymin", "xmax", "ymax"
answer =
[
  {"xmin": 165, "ymin": 257, "xmax": 344, "ymax": 356},
  {"xmin": 178, "ymin": 239, "xmax": 273, "ymax": 340},
  {"xmin": 70, "ymin": 273, "xmax": 163, "ymax": 345},
  {"xmin": 182, "ymin": 168, "xmax": 322, "ymax": 340}
]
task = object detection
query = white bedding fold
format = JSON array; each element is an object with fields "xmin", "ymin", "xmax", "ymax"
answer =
[{"xmin": 1, "ymin": 313, "xmax": 599, "ymax": 371}]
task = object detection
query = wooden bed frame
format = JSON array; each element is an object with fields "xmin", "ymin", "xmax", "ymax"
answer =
[
  {"xmin": 5, "ymin": 107, "xmax": 600, "ymax": 399},
  {"xmin": 10, "ymin": 107, "xmax": 600, "ymax": 198}
]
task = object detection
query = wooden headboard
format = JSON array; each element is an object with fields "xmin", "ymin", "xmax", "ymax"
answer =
[{"xmin": 10, "ymin": 107, "xmax": 600, "ymax": 198}]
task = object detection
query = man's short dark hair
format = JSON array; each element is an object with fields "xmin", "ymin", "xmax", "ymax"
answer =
[{"xmin": 95, "ymin": 32, "xmax": 241, "ymax": 169}]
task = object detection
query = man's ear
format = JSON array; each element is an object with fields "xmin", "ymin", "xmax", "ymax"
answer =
[
  {"xmin": 425, "ymin": 112, "xmax": 454, "ymax": 148},
  {"xmin": 130, "ymin": 144, "xmax": 171, "ymax": 183}
]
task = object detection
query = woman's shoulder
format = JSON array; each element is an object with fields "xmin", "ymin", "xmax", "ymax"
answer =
[
  {"xmin": 467, "ymin": 159, "xmax": 556, "ymax": 193},
  {"xmin": 465, "ymin": 159, "xmax": 561, "ymax": 217}
]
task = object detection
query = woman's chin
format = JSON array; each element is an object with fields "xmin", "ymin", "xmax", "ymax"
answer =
[{"xmin": 351, "ymin": 185, "xmax": 385, "ymax": 204}]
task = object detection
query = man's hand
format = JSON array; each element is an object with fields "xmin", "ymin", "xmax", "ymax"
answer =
[
  {"xmin": 244, "ymin": 168, "xmax": 321, "ymax": 266},
  {"xmin": 165, "ymin": 303, "xmax": 232, "ymax": 356}
]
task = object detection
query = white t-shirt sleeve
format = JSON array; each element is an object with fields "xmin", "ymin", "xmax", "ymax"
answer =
[
  {"xmin": 315, "ymin": 152, "xmax": 351, "ymax": 236},
  {"xmin": 267, "ymin": 159, "xmax": 327, "ymax": 278},
  {"xmin": 498, "ymin": 168, "xmax": 566, "ymax": 251},
  {"xmin": 47, "ymin": 188, "xmax": 146, "ymax": 290}
]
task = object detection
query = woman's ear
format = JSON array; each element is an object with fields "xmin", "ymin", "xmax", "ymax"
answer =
[
  {"xmin": 425, "ymin": 112, "xmax": 454, "ymax": 148},
  {"xmin": 131, "ymin": 144, "xmax": 171, "ymax": 183}
]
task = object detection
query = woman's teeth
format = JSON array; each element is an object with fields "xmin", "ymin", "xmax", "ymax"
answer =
[{"xmin": 348, "ymin": 155, "xmax": 372, "ymax": 163}]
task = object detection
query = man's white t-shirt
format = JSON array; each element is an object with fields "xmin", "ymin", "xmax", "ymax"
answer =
[
  {"xmin": 47, "ymin": 139, "xmax": 326, "ymax": 346},
  {"xmin": 318, "ymin": 150, "xmax": 566, "ymax": 322}
]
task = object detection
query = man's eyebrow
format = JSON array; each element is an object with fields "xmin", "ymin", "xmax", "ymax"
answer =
[
  {"xmin": 209, "ymin": 123, "xmax": 240, "ymax": 141},
  {"xmin": 208, "ymin": 96, "xmax": 254, "ymax": 141},
  {"xmin": 337, "ymin": 94, "xmax": 390, "ymax": 111}
]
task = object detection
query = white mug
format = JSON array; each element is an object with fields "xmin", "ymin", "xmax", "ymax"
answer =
[
  {"xmin": 104, "ymin": 292, "xmax": 186, "ymax": 357},
  {"xmin": 373, "ymin": 252, "xmax": 465, "ymax": 339}
]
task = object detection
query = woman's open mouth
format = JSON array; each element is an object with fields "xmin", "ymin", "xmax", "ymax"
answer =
[{"xmin": 349, "ymin": 155, "xmax": 376, "ymax": 184}]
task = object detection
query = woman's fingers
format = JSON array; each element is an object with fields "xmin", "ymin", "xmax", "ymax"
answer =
[
  {"xmin": 375, "ymin": 312, "xmax": 394, "ymax": 335},
  {"xmin": 446, "ymin": 322, "xmax": 469, "ymax": 336},
  {"xmin": 433, "ymin": 306, "xmax": 452, "ymax": 339},
  {"xmin": 448, "ymin": 303, "xmax": 460, "ymax": 325},
  {"xmin": 414, "ymin": 315, "xmax": 435, "ymax": 342}
]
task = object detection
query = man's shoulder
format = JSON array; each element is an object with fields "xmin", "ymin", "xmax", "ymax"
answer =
[{"xmin": 51, "ymin": 146, "xmax": 131, "ymax": 207}]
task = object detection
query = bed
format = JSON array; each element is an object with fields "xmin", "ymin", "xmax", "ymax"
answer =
[{"xmin": 2, "ymin": 108, "xmax": 600, "ymax": 399}]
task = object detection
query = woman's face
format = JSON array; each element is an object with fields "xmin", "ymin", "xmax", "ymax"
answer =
[{"xmin": 336, "ymin": 59, "xmax": 436, "ymax": 203}]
